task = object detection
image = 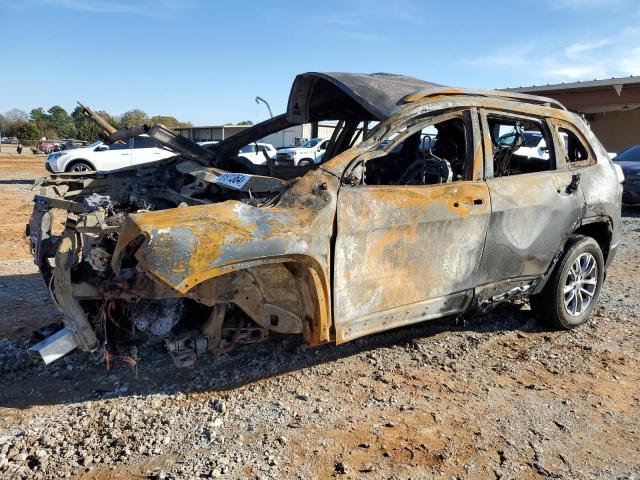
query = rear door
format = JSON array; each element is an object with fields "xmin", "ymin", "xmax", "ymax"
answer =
[
  {"xmin": 476, "ymin": 110, "xmax": 583, "ymax": 287},
  {"xmin": 93, "ymin": 140, "xmax": 132, "ymax": 171},
  {"xmin": 131, "ymin": 136, "xmax": 171, "ymax": 166},
  {"xmin": 333, "ymin": 109, "xmax": 491, "ymax": 342}
]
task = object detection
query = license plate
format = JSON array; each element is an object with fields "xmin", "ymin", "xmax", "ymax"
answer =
[{"xmin": 215, "ymin": 173, "xmax": 251, "ymax": 190}]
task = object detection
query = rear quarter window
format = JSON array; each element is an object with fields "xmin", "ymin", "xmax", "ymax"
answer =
[{"xmin": 554, "ymin": 122, "xmax": 596, "ymax": 169}]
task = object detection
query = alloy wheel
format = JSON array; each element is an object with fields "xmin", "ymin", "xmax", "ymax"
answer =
[{"xmin": 563, "ymin": 252, "xmax": 598, "ymax": 316}]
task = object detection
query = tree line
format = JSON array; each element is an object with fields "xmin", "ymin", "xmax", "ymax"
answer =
[{"xmin": 0, "ymin": 106, "xmax": 194, "ymax": 142}]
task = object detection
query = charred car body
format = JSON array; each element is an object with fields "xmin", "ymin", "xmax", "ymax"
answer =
[{"xmin": 27, "ymin": 73, "xmax": 622, "ymax": 366}]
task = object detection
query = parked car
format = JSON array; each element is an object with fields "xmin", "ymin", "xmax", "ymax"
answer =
[
  {"xmin": 198, "ymin": 141, "xmax": 276, "ymax": 165},
  {"xmin": 44, "ymin": 135, "xmax": 176, "ymax": 173},
  {"xmin": 27, "ymin": 72, "xmax": 622, "ymax": 367},
  {"xmin": 275, "ymin": 137, "xmax": 328, "ymax": 166},
  {"xmin": 58, "ymin": 138, "xmax": 88, "ymax": 151},
  {"xmin": 613, "ymin": 145, "xmax": 640, "ymax": 204},
  {"xmin": 39, "ymin": 139, "xmax": 61, "ymax": 154},
  {"xmin": 238, "ymin": 142, "xmax": 277, "ymax": 165},
  {"xmin": 498, "ymin": 131, "xmax": 550, "ymax": 160}
]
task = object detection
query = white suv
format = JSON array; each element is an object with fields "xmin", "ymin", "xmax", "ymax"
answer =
[
  {"xmin": 45, "ymin": 136, "xmax": 175, "ymax": 173},
  {"xmin": 275, "ymin": 137, "xmax": 328, "ymax": 167},
  {"xmin": 238, "ymin": 142, "xmax": 277, "ymax": 165}
]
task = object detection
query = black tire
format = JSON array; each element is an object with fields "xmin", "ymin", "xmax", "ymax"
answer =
[
  {"xmin": 298, "ymin": 158, "xmax": 314, "ymax": 167},
  {"xmin": 530, "ymin": 235, "xmax": 604, "ymax": 329},
  {"xmin": 66, "ymin": 161, "xmax": 94, "ymax": 173}
]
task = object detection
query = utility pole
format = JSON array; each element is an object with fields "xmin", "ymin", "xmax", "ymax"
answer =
[{"xmin": 255, "ymin": 96, "xmax": 273, "ymax": 119}]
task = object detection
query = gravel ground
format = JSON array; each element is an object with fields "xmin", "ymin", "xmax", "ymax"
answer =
[{"xmin": 0, "ymin": 158, "xmax": 639, "ymax": 479}]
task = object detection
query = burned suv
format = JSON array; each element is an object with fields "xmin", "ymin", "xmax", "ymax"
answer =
[{"xmin": 27, "ymin": 72, "xmax": 622, "ymax": 366}]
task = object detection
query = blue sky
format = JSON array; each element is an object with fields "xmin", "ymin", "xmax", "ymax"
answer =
[{"xmin": 1, "ymin": 0, "xmax": 638, "ymax": 125}]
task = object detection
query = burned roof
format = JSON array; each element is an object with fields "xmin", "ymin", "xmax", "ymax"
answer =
[{"xmin": 287, "ymin": 72, "xmax": 443, "ymax": 123}]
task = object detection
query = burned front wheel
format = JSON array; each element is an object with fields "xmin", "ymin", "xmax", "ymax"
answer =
[{"xmin": 530, "ymin": 235, "xmax": 604, "ymax": 329}]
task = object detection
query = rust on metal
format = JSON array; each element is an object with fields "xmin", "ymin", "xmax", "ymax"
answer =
[{"xmin": 26, "ymin": 72, "xmax": 621, "ymax": 366}]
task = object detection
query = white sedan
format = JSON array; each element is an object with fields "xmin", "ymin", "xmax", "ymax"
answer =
[{"xmin": 45, "ymin": 136, "xmax": 176, "ymax": 173}]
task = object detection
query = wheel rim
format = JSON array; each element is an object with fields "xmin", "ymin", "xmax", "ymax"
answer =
[
  {"xmin": 71, "ymin": 164, "xmax": 91, "ymax": 173},
  {"xmin": 563, "ymin": 252, "xmax": 598, "ymax": 317}
]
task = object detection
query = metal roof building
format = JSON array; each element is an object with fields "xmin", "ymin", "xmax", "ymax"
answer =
[
  {"xmin": 505, "ymin": 76, "xmax": 640, "ymax": 153},
  {"xmin": 174, "ymin": 124, "xmax": 251, "ymax": 142}
]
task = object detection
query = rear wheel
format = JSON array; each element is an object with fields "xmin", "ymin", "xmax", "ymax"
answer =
[
  {"xmin": 67, "ymin": 161, "xmax": 94, "ymax": 173},
  {"xmin": 530, "ymin": 235, "xmax": 604, "ymax": 329}
]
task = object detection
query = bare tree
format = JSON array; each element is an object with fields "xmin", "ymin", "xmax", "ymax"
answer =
[{"xmin": 4, "ymin": 108, "xmax": 28, "ymax": 125}]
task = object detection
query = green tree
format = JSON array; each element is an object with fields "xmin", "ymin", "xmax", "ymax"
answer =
[
  {"xmin": 16, "ymin": 121, "xmax": 43, "ymax": 141},
  {"xmin": 148, "ymin": 115, "xmax": 179, "ymax": 128},
  {"xmin": 30, "ymin": 107, "xmax": 48, "ymax": 131},
  {"xmin": 46, "ymin": 106, "xmax": 75, "ymax": 138},
  {"xmin": 71, "ymin": 106, "xmax": 119, "ymax": 141},
  {"xmin": 236, "ymin": 120, "xmax": 253, "ymax": 125},
  {"xmin": 120, "ymin": 109, "xmax": 148, "ymax": 127}
]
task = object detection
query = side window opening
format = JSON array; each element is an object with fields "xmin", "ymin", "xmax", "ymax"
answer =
[
  {"xmin": 487, "ymin": 115, "xmax": 554, "ymax": 177},
  {"xmin": 133, "ymin": 136, "xmax": 158, "ymax": 149},
  {"xmin": 108, "ymin": 141, "xmax": 130, "ymax": 150},
  {"xmin": 363, "ymin": 115, "xmax": 469, "ymax": 186},
  {"xmin": 558, "ymin": 127, "xmax": 593, "ymax": 167},
  {"xmin": 239, "ymin": 144, "xmax": 257, "ymax": 153}
]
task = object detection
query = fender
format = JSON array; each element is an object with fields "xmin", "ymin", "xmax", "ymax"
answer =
[{"xmin": 110, "ymin": 170, "xmax": 339, "ymax": 341}]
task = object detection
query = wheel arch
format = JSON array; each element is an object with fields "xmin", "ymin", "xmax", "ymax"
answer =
[
  {"xmin": 182, "ymin": 255, "xmax": 332, "ymax": 346},
  {"xmin": 573, "ymin": 216, "xmax": 613, "ymax": 264},
  {"xmin": 533, "ymin": 217, "xmax": 613, "ymax": 295},
  {"xmin": 64, "ymin": 158, "xmax": 96, "ymax": 172}
]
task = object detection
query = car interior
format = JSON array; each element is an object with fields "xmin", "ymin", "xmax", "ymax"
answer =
[
  {"xmin": 363, "ymin": 116, "xmax": 469, "ymax": 186},
  {"xmin": 487, "ymin": 115, "xmax": 554, "ymax": 177}
]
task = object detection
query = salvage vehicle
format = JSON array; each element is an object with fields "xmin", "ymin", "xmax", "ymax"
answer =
[{"xmin": 27, "ymin": 72, "xmax": 623, "ymax": 366}]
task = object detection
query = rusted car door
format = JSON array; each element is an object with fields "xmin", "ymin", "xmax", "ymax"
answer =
[
  {"xmin": 333, "ymin": 109, "xmax": 491, "ymax": 343},
  {"xmin": 476, "ymin": 110, "xmax": 584, "ymax": 288}
]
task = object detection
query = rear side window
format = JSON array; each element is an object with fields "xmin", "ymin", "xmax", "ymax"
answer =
[
  {"xmin": 239, "ymin": 144, "xmax": 256, "ymax": 153},
  {"xmin": 133, "ymin": 136, "xmax": 158, "ymax": 149},
  {"xmin": 486, "ymin": 114, "xmax": 554, "ymax": 177},
  {"xmin": 557, "ymin": 126, "xmax": 595, "ymax": 168},
  {"xmin": 109, "ymin": 142, "xmax": 129, "ymax": 150}
]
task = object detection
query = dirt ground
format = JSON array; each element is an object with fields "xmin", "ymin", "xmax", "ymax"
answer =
[{"xmin": 0, "ymin": 155, "xmax": 638, "ymax": 479}]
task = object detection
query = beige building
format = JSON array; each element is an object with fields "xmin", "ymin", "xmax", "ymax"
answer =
[
  {"xmin": 507, "ymin": 76, "xmax": 640, "ymax": 153},
  {"xmin": 174, "ymin": 124, "xmax": 251, "ymax": 142},
  {"xmin": 175, "ymin": 122, "xmax": 349, "ymax": 148},
  {"xmin": 259, "ymin": 122, "xmax": 341, "ymax": 148}
]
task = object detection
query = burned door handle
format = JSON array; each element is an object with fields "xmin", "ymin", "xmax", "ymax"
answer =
[
  {"xmin": 453, "ymin": 198, "xmax": 484, "ymax": 208},
  {"xmin": 566, "ymin": 173, "xmax": 581, "ymax": 194}
]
